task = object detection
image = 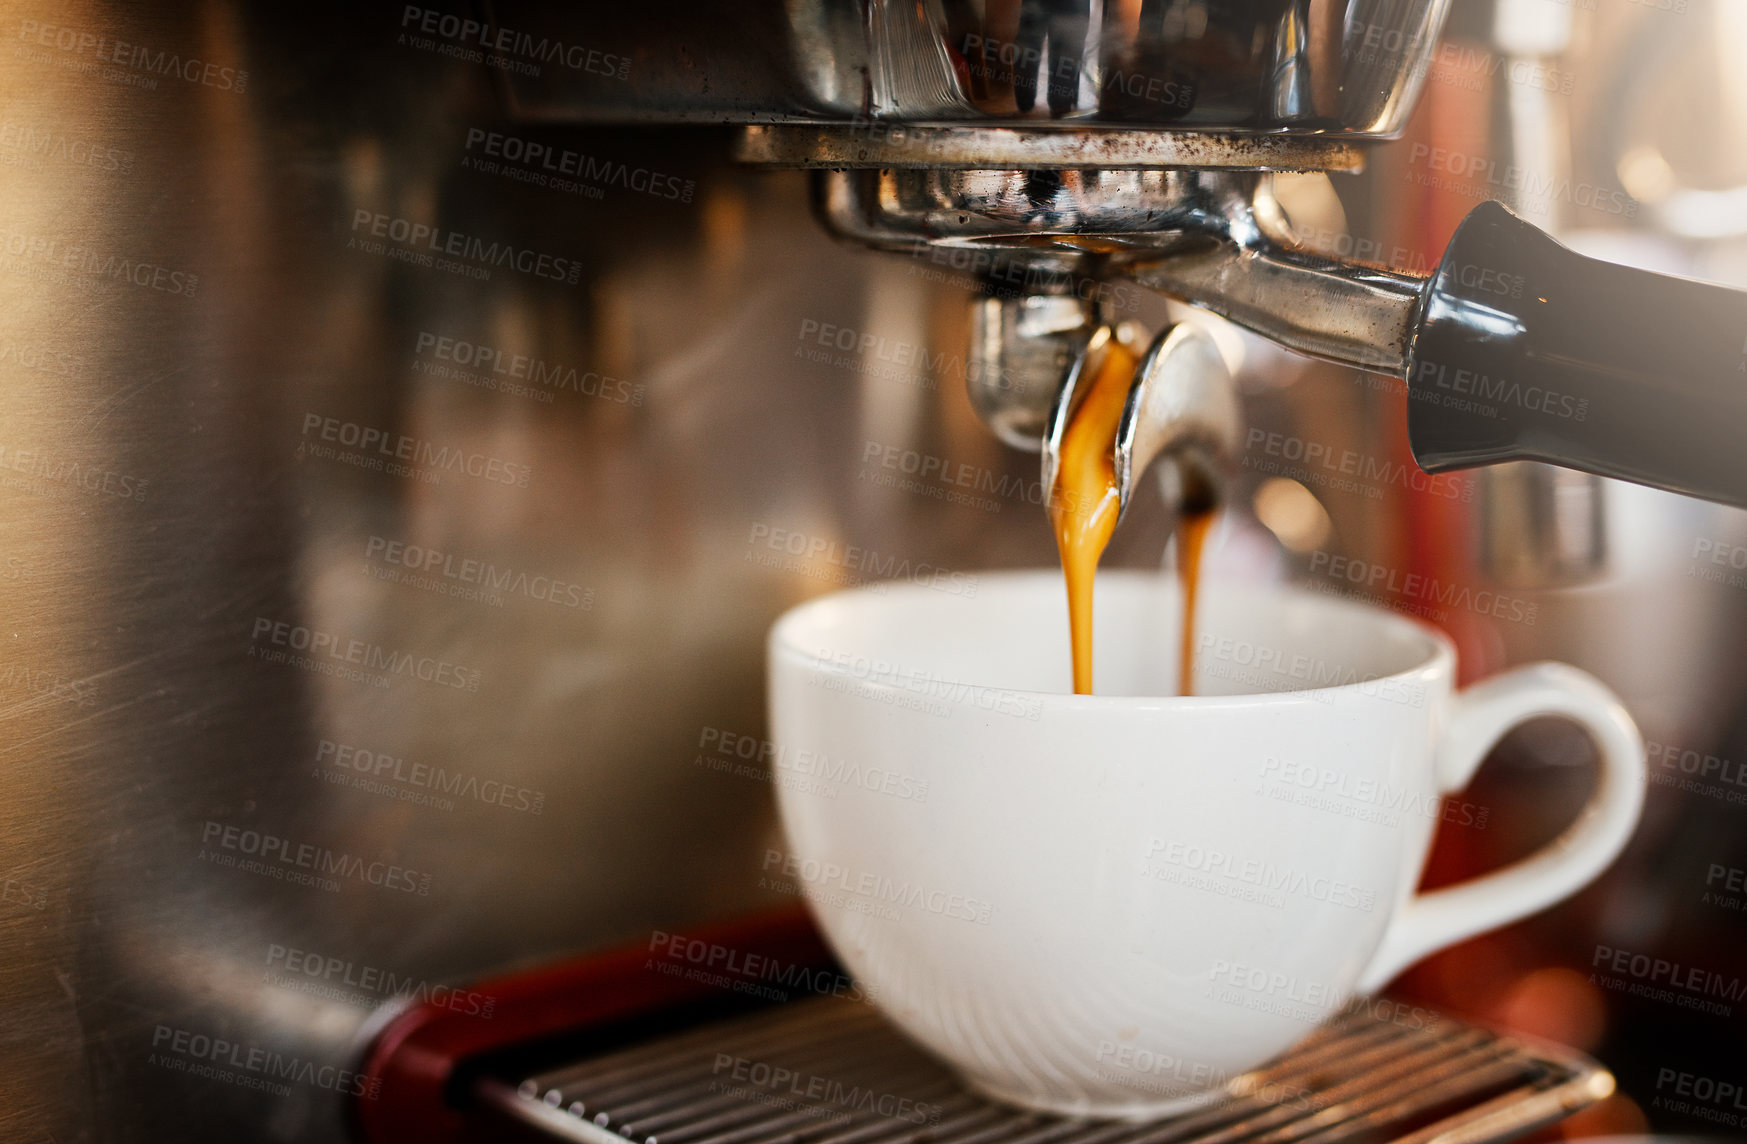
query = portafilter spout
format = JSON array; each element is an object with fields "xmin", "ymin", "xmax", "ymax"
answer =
[
  {"xmin": 1040, "ymin": 322, "xmax": 1239, "ymax": 524},
  {"xmin": 759, "ymin": 124, "xmax": 1747, "ymax": 509},
  {"xmin": 814, "ymin": 162, "xmax": 1424, "ymax": 529},
  {"xmin": 1117, "ymin": 324, "xmax": 1240, "ymax": 519}
]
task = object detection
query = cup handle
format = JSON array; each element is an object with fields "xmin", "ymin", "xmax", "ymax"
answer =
[{"xmin": 1356, "ymin": 662, "xmax": 1645, "ymax": 994}]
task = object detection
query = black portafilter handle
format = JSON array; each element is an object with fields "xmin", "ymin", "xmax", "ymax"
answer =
[{"xmin": 1405, "ymin": 200, "xmax": 1747, "ymax": 508}]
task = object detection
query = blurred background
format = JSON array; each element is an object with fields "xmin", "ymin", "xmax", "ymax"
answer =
[{"xmin": 0, "ymin": 0, "xmax": 1744, "ymax": 1140}]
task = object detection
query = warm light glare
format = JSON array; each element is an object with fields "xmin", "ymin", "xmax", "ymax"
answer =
[
  {"xmin": 1617, "ymin": 144, "xmax": 1675, "ymax": 204},
  {"xmin": 1253, "ymin": 478, "xmax": 1330, "ymax": 553}
]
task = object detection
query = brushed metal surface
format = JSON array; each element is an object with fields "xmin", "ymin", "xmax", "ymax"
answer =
[{"xmin": 0, "ymin": 3, "xmax": 1077, "ymax": 1141}]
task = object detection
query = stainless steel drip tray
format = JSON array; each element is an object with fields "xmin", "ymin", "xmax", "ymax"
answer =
[{"xmin": 473, "ymin": 996, "xmax": 1613, "ymax": 1144}]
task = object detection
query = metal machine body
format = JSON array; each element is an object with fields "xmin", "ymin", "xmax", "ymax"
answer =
[
  {"xmin": 483, "ymin": 0, "xmax": 1451, "ymax": 135},
  {"xmin": 0, "ymin": 4, "xmax": 1013, "ymax": 1139}
]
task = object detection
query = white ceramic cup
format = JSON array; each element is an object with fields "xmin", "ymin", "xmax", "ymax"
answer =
[{"xmin": 766, "ymin": 570, "xmax": 1644, "ymax": 1118}]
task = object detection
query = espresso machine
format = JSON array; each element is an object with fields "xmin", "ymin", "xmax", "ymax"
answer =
[{"xmin": 3, "ymin": 1, "xmax": 1747, "ymax": 1142}]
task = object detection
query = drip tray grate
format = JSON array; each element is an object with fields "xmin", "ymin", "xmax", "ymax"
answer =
[{"xmin": 476, "ymin": 996, "xmax": 1611, "ymax": 1144}]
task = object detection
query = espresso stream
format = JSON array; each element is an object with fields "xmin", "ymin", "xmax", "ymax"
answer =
[
  {"xmin": 1050, "ymin": 339, "xmax": 1215, "ymax": 697},
  {"xmin": 1173, "ymin": 507, "xmax": 1215, "ymax": 696}
]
